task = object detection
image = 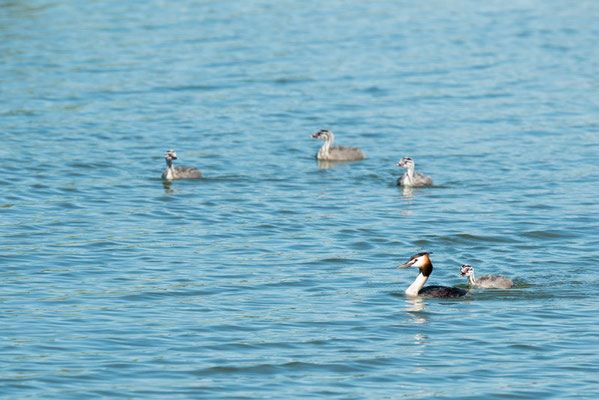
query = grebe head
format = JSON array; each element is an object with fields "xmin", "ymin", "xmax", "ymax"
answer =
[
  {"xmin": 398, "ymin": 252, "xmax": 433, "ymax": 276},
  {"xmin": 165, "ymin": 149, "xmax": 178, "ymax": 161},
  {"xmin": 311, "ymin": 129, "xmax": 333, "ymax": 141},
  {"xmin": 459, "ymin": 264, "xmax": 474, "ymax": 277},
  {"xmin": 395, "ymin": 157, "xmax": 414, "ymax": 169}
]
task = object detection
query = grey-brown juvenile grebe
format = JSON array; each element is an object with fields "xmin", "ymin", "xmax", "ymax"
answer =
[
  {"xmin": 396, "ymin": 157, "xmax": 433, "ymax": 186},
  {"xmin": 459, "ymin": 264, "xmax": 513, "ymax": 289},
  {"xmin": 311, "ymin": 129, "xmax": 365, "ymax": 161},
  {"xmin": 398, "ymin": 252, "xmax": 467, "ymax": 298},
  {"xmin": 162, "ymin": 149, "xmax": 203, "ymax": 180}
]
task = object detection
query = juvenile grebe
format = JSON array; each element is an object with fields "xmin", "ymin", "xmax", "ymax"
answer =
[
  {"xmin": 459, "ymin": 264, "xmax": 513, "ymax": 289},
  {"xmin": 311, "ymin": 129, "xmax": 365, "ymax": 161},
  {"xmin": 396, "ymin": 157, "xmax": 433, "ymax": 186},
  {"xmin": 398, "ymin": 252, "xmax": 467, "ymax": 298},
  {"xmin": 161, "ymin": 149, "xmax": 203, "ymax": 180}
]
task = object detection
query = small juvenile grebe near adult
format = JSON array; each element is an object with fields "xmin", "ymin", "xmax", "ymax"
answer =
[
  {"xmin": 162, "ymin": 149, "xmax": 203, "ymax": 180},
  {"xmin": 311, "ymin": 129, "xmax": 365, "ymax": 161},
  {"xmin": 398, "ymin": 252, "xmax": 467, "ymax": 298},
  {"xmin": 396, "ymin": 157, "xmax": 433, "ymax": 186},
  {"xmin": 459, "ymin": 264, "xmax": 514, "ymax": 289}
]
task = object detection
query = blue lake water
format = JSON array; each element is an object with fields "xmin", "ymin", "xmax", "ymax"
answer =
[{"xmin": 2, "ymin": 0, "xmax": 599, "ymax": 398}]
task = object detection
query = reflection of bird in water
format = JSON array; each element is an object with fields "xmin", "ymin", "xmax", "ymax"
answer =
[
  {"xmin": 311, "ymin": 129, "xmax": 365, "ymax": 161},
  {"xmin": 459, "ymin": 264, "xmax": 514, "ymax": 289},
  {"xmin": 405, "ymin": 297, "xmax": 426, "ymax": 314},
  {"xmin": 399, "ymin": 185, "xmax": 414, "ymax": 202},
  {"xmin": 162, "ymin": 180, "xmax": 174, "ymax": 193},
  {"xmin": 396, "ymin": 157, "xmax": 433, "ymax": 186},
  {"xmin": 398, "ymin": 252, "xmax": 467, "ymax": 298},
  {"xmin": 162, "ymin": 149, "xmax": 203, "ymax": 180}
]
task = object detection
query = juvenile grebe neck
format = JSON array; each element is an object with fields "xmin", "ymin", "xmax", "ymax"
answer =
[
  {"xmin": 163, "ymin": 150, "xmax": 177, "ymax": 180},
  {"xmin": 398, "ymin": 252, "xmax": 467, "ymax": 298},
  {"xmin": 316, "ymin": 130, "xmax": 333, "ymax": 160},
  {"xmin": 399, "ymin": 158, "xmax": 416, "ymax": 186}
]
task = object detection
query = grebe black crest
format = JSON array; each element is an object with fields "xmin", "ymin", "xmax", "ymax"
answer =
[
  {"xmin": 162, "ymin": 149, "xmax": 203, "ymax": 180},
  {"xmin": 460, "ymin": 264, "xmax": 514, "ymax": 289},
  {"xmin": 311, "ymin": 129, "xmax": 365, "ymax": 161},
  {"xmin": 395, "ymin": 157, "xmax": 433, "ymax": 187},
  {"xmin": 398, "ymin": 252, "xmax": 467, "ymax": 298}
]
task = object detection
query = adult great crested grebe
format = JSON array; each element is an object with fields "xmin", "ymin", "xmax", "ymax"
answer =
[
  {"xmin": 311, "ymin": 129, "xmax": 365, "ymax": 161},
  {"xmin": 396, "ymin": 157, "xmax": 433, "ymax": 186},
  {"xmin": 162, "ymin": 149, "xmax": 203, "ymax": 180},
  {"xmin": 398, "ymin": 252, "xmax": 467, "ymax": 298},
  {"xmin": 459, "ymin": 264, "xmax": 514, "ymax": 289}
]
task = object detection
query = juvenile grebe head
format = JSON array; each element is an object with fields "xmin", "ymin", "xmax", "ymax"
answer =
[
  {"xmin": 397, "ymin": 252, "xmax": 433, "ymax": 276},
  {"xmin": 165, "ymin": 149, "xmax": 178, "ymax": 161},
  {"xmin": 311, "ymin": 129, "xmax": 333, "ymax": 141},
  {"xmin": 395, "ymin": 157, "xmax": 414, "ymax": 169},
  {"xmin": 459, "ymin": 264, "xmax": 474, "ymax": 277}
]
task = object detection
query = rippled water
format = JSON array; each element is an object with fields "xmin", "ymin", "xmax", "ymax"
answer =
[{"xmin": 2, "ymin": 0, "xmax": 599, "ymax": 398}]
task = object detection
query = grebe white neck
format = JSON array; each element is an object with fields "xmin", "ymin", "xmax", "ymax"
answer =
[{"xmin": 405, "ymin": 272, "xmax": 428, "ymax": 296}]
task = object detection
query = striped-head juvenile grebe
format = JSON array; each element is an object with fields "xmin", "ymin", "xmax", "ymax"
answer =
[
  {"xmin": 311, "ymin": 129, "xmax": 365, "ymax": 161},
  {"xmin": 396, "ymin": 157, "xmax": 433, "ymax": 186},
  {"xmin": 398, "ymin": 252, "xmax": 467, "ymax": 298},
  {"xmin": 459, "ymin": 264, "xmax": 514, "ymax": 289},
  {"xmin": 162, "ymin": 149, "xmax": 203, "ymax": 180}
]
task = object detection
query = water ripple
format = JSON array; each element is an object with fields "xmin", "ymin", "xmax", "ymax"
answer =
[{"xmin": 2, "ymin": 0, "xmax": 599, "ymax": 399}]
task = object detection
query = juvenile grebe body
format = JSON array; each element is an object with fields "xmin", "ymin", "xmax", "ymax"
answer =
[
  {"xmin": 460, "ymin": 264, "xmax": 513, "ymax": 289},
  {"xmin": 398, "ymin": 252, "xmax": 467, "ymax": 298},
  {"xmin": 311, "ymin": 129, "xmax": 365, "ymax": 161},
  {"xmin": 396, "ymin": 157, "xmax": 433, "ymax": 186},
  {"xmin": 162, "ymin": 149, "xmax": 203, "ymax": 180}
]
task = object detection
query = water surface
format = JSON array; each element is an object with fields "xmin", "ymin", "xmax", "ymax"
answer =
[{"xmin": 2, "ymin": 0, "xmax": 599, "ymax": 398}]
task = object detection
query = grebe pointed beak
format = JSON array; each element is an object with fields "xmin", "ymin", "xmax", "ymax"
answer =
[{"xmin": 397, "ymin": 260, "xmax": 415, "ymax": 269}]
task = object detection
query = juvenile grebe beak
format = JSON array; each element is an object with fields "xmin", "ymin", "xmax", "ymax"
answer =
[{"xmin": 396, "ymin": 160, "xmax": 405, "ymax": 167}]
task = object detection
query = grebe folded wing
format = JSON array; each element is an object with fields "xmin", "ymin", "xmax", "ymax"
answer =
[{"xmin": 418, "ymin": 285, "xmax": 467, "ymax": 298}]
